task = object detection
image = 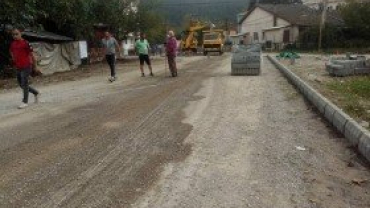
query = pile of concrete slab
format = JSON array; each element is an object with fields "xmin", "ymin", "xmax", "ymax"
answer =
[
  {"xmin": 231, "ymin": 44, "xmax": 261, "ymax": 76},
  {"xmin": 326, "ymin": 55, "xmax": 370, "ymax": 77}
]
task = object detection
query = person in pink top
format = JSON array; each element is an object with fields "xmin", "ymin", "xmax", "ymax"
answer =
[{"xmin": 165, "ymin": 30, "xmax": 178, "ymax": 77}]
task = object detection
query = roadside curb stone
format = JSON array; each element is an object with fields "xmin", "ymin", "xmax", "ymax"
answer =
[
  {"xmin": 345, "ymin": 119, "xmax": 364, "ymax": 146},
  {"xmin": 324, "ymin": 103, "xmax": 337, "ymax": 124},
  {"xmin": 267, "ymin": 55, "xmax": 370, "ymax": 162},
  {"xmin": 313, "ymin": 93, "xmax": 328, "ymax": 114},
  {"xmin": 359, "ymin": 133, "xmax": 370, "ymax": 160}
]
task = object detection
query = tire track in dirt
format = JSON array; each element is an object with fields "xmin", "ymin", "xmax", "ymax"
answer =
[{"xmin": 0, "ymin": 55, "xmax": 229, "ymax": 207}]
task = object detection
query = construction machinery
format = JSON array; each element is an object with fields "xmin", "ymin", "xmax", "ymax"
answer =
[
  {"xmin": 202, "ymin": 29, "xmax": 225, "ymax": 55},
  {"xmin": 180, "ymin": 20, "xmax": 207, "ymax": 53}
]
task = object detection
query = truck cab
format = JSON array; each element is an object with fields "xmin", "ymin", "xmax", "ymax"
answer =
[{"xmin": 202, "ymin": 30, "xmax": 224, "ymax": 55}]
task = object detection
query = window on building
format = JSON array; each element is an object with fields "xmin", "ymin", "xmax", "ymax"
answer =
[
  {"xmin": 283, "ymin": 30, "xmax": 290, "ymax": 43},
  {"xmin": 254, "ymin": 32, "xmax": 259, "ymax": 41},
  {"xmin": 262, "ymin": 32, "xmax": 265, "ymax": 40}
]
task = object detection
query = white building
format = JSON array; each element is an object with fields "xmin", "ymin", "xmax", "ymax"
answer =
[
  {"xmin": 302, "ymin": 0, "xmax": 346, "ymax": 10},
  {"xmin": 238, "ymin": 4, "xmax": 344, "ymax": 50},
  {"xmin": 122, "ymin": 32, "xmax": 136, "ymax": 56}
]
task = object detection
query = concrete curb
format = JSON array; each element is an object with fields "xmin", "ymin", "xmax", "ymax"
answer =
[{"xmin": 267, "ymin": 55, "xmax": 370, "ymax": 162}]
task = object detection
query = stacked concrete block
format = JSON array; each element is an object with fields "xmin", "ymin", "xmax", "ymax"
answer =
[
  {"xmin": 231, "ymin": 44, "xmax": 261, "ymax": 76},
  {"xmin": 267, "ymin": 55, "xmax": 370, "ymax": 162},
  {"xmin": 354, "ymin": 67, "xmax": 370, "ymax": 75},
  {"xmin": 326, "ymin": 56, "xmax": 370, "ymax": 77}
]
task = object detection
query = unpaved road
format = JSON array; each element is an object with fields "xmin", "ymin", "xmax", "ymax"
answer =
[{"xmin": 0, "ymin": 54, "xmax": 369, "ymax": 208}]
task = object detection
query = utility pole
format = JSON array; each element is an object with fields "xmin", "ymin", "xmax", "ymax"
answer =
[{"xmin": 318, "ymin": 0, "xmax": 328, "ymax": 52}]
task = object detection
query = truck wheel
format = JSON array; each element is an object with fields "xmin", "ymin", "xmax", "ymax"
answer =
[{"xmin": 204, "ymin": 52, "xmax": 207, "ymax": 56}]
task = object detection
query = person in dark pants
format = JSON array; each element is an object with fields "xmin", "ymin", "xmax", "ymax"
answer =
[
  {"xmin": 135, "ymin": 33, "xmax": 153, "ymax": 77},
  {"xmin": 9, "ymin": 28, "xmax": 39, "ymax": 109},
  {"xmin": 102, "ymin": 31, "xmax": 120, "ymax": 82},
  {"xmin": 166, "ymin": 30, "xmax": 178, "ymax": 77}
]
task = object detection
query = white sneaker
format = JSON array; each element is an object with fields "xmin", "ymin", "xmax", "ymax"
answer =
[
  {"xmin": 18, "ymin": 103, "xmax": 28, "ymax": 109},
  {"xmin": 34, "ymin": 93, "xmax": 40, "ymax": 103},
  {"xmin": 108, "ymin": 77, "xmax": 116, "ymax": 82}
]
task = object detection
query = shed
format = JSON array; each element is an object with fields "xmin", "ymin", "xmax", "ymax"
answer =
[{"xmin": 22, "ymin": 30, "xmax": 82, "ymax": 75}]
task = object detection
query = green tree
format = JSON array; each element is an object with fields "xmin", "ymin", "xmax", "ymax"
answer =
[
  {"xmin": 35, "ymin": 0, "xmax": 94, "ymax": 38},
  {"xmin": 1, "ymin": 0, "xmax": 165, "ymax": 41},
  {"xmin": 136, "ymin": 0, "xmax": 167, "ymax": 44},
  {"xmin": 339, "ymin": 1, "xmax": 370, "ymax": 41},
  {"xmin": 1, "ymin": 0, "xmax": 38, "ymax": 26}
]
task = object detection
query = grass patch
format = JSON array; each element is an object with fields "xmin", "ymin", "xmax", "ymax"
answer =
[
  {"xmin": 344, "ymin": 102, "xmax": 367, "ymax": 119},
  {"xmin": 326, "ymin": 76, "xmax": 370, "ymax": 123},
  {"xmin": 327, "ymin": 76, "xmax": 370, "ymax": 99}
]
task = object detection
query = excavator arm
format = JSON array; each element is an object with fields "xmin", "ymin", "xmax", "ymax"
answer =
[{"xmin": 181, "ymin": 21, "xmax": 207, "ymax": 52}]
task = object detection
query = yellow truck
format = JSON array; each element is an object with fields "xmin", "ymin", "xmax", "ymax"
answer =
[{"xmin": 202, "ymin": 30, "xmax": 224, "ymax": 55}]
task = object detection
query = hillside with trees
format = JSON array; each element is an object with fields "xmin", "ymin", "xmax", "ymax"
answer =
[
  {"xmin": 148, "ymin": 0, "xmax": 304, "ymax": 27},
  {"xmin": 150, "ymin": 0, "xmax": 250, "ymax": 27}
]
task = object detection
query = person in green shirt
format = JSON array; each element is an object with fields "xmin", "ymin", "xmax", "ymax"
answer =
[{"xmin": 135, "ymin": 33, "xmax": 153, "ymax": 77}]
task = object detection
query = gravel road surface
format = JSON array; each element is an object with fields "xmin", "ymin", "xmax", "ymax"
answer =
[{"xmin": 0, "ymin": 54, "xmax": 369, "ymax": 208}]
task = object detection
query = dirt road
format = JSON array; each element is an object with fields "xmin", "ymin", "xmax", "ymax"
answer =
[{"xmin": 0, "ymin": 55, "xmax": 369, "ymax": 208}]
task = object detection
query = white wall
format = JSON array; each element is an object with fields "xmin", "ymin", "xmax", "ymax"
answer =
[
  {"xmin": 291, "ymin": 26, "xmax": 300, "ymax": 42},
  {"xmin": 240, "ymin": 7, "xmax": 290, "ymax": 44},
  {"xmin": 264, "ymin": 30, "xmax": 282, "ymax": 43},
  {"xmin": 264, "ymin": 26, "xmax": 299, "ymax": 43}
]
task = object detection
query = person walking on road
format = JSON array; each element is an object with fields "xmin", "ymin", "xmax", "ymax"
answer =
[
  {"xmin": 135, "ymin": 33, "xmax": 153, "ymax": 77},
  {"xmin": 166, "ymin": 30, "xmax": 178, "ymax": 77},
  {"xmin": 102, "ymin": 31, "xmax": 120, "ymax": 82},
  {"xmin": 9, "ymin": 28, "xmax": 40, "ymax": 109}
]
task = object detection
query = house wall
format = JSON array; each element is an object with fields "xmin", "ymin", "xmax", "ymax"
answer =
[
  {"xmin": 302, "ymin": 0, "xmax": 345, "ymax": 10},
  {"xmin": 264, "ymin": 30, "xmax": 282, "ymax": 43},
  {"xmin": 292, "ymin": 27, "xmax": 300, "ymax": 41},
  {"xmin": 264, "ymin": 26, "xmax": 298, "ymax": 43},
  {"xmin": 263, "ymin": 26, "xmax": 299, "ymax": 50},
  {"xmin": 240, "ymin": 7, "xmax": 290, "ymax": 44}
]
